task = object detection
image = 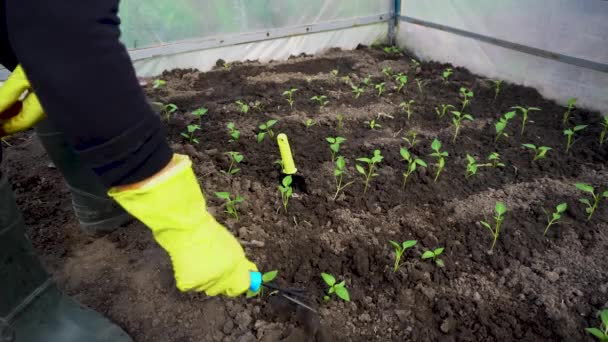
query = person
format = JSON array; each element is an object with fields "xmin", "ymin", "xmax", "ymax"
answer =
[{"xmin": 0, "ymin": 1, "xmax": 260, "ymax": 341}]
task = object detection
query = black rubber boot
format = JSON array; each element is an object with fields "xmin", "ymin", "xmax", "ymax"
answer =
[
  {"xmin": 0, "ymin": 175, "xmax": 133, "ymax": 342},
  {"xmin": 35, "ymin": 119, "xmax": 131, "ymax": 235}
]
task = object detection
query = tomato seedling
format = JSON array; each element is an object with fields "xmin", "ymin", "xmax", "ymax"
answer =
[
  {"xmin": 490, "ymin": 79, "xmax": 502, "ymax": 100},
  {"xmin": 421, "ymin": 247, "xmax": 445, "ymax": 267},
  {"xmin": 441, "ymin": 68, "xmax": 452, "ymax": 83},
  {"xmin": 415, "ymin": 78, "xmax": 425, "ymax": 93},
  {"xmin": 326, "ymin": 136, "xmax": 346, "ymax": 163},
  {"xmin": 375, "ymin": 82, "xmax": 386, "ymax": 97},
  {"xmin": 411, "ymin": 59, "xmax": 421, "ymax": 71},
  {"xmin": 459, "ymin": 87, "xmax": 474, "ymax": 111},
  {"xmin": 330, "ymin": 69, "xmax": 339, "ymax": 77},
  {"xmin": 563, "ymin": 97, "xmax": 577, "ymax": 124},
  {"xmin": 383, "ymin": 46, "xmax": 401, "ymax": 54},
  {"xmin": 400, "ymin": 100, "xmax": 415, "ymax": 119},
  {"xmin": 522, "ymin": 143, "xmax": 552, "ymax": 161},
  {"xmin": 152, "ymin": 79, "xmax": 166, "ymax": 89},
  {"xmin": 191, "ymin": 107, "xmax": 208, "ymax": 126},
  {"xmin": 495, "ymin": 111, "xmax": 517, "ymax": 142},
  {"xmin": 252, "ymin": 100, "xmax": 264, "ymax": 113},
  {"xmin": 543, "ymin": 202, "xmax": 567, "ymax": 236},
  {"xmin": 226, "ymin": 122, "xmax": 240, "ymax": 142},
  {"xmin": 321, "ymin": 273, "xmax": 350, "ymax": 302},
  {"xmin": 257, "ymin": 119, "xmax": 278, "ymax": 143},
  {"xmin": 215, "ymin": 192, "xmax": 244, "ymax": 221},
  {"xmin": 585, "ymin": 309, "xmax": 608, "ymax": 342},
  {"xmin": 451, "ymin": 111, "xmax": 474, "ymax": 142},
  {"xmin": 333, "ymin": 156, "xmax": 355, "ymax": 200},
  {"xmin": 390, "ymin": 240, "xmax": 417, "ymax": 272},
  {"xmin": 430, "ymin": 138, "xmax": 448, "ymax": 182},
  {"xmin": 400, "ymin": 147, "xmax": 427, "ymax": 188},
  {"xmin": 575, "ymin": 182, "xmax": 608, "ymax": 221},
  {"xmin": 303, "ymin": 118, "xmax": 315, "ymax": 129},
  {"xmin": 282, "ymin": 88, "xmax": 298, "ymax": 110},
  {"xmin": 382, "ymin": 67, "xmax": 393, "ymax": 78},
  {"xmin": 361, "ymin": 75, "xmax": 372, "ymax": 86},
  {"xmin": 465, "ymin": 154, "xmax": 479, "ymax": 178},
  {"xmin": 394, "ymin": 73, "xmax": 408, "ymax": 93},
  {"xmin": 225, "ymin": 151, "xmax": 243, "ymax": 175},
  {"xmin": 480, "ymin": 202, "xmax": 507, "ymax": 251},
  {"xmin": 486, "ymin": 152, "xmax": 505, "ymax": 168},
  {"xmin": 160, "ymin": 103, "xmax": 178, "ymax": 122},
  {"xmin": 351, "ymin": 85, "xmax": 364, "ymax": 99},
  {"xmin": 435, "ymin": 104, "xmax": 455, "ymax": 119},
  {"xmin": 600, "ymin": 116, "xmax": 608, "ymax": 145},
  {"xmin": 246, "ymin": 270, "xmax": 278, "ymax": 298},
  {"xmin": 336, "ymin": 114, "xmax": 345, "ymax": 131},
  {"xmin": 181, "ymin": 124, "xmax": 201, "ymax": 144},
  {"xmin": 278, "ymin": 175, "xmax": 293, "ymax": 213},
  {"xmin": 511, "ymin": 106, "xmax": 541, "ymax": 135},
  {"xmin": 402, "ymin": 130, "xmax": 418, "ymax": 148},
  {"xmin": 356, "ymin": 149, "xmax": 383, "ymax": 194},
  {"xmin": 365, "ymin": 119, "xmax": 382, "ymax": 130},
  {"xmin": 311, "ymin": 95, "xmax": 329, "ymax": 107},
  {"xmin": 235, "ymin": 100, "xmax": 249, "ymax": 114},
  {"xmin": 563, "ymin": 125, "xmax": 587, "ymax": 152}
]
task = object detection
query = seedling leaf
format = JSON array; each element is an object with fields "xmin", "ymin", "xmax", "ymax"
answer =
[
  {"xmin": 321, "ymin": 273, "xmax": 336, "ymax": 286},
  {"xmin": 334, "ymin": 286, "xmax": 351, "ymax": 302},
  {"xmin": 262, "ymin": 270, "xmax": 278, "ymax": 283}
]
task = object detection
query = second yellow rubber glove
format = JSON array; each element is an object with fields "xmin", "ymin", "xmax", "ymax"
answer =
[
  {"xmin": 108, "ymin": 154, "xmax": 256, "ymax": 296},
  {"xmin": 0, "ymin": 65, "xmax": 45, "ymax": 137}
]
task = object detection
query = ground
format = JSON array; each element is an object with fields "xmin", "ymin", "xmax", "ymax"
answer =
[{"xmin": 3, "ymin": 46, "xmax": 608, "ymax": 341}]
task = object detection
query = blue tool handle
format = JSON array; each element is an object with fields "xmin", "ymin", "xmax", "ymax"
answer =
[{"xmin": 249, "ymin": 271, "xmax": 262, "ymax": 292}]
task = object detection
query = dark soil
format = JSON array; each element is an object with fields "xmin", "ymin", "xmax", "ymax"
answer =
[{"xmin": 3, "ymin": 47, "xmax": 608, "ymax": 342}]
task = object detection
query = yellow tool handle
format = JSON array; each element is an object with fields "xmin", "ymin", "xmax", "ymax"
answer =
[{"xmin": 277, "ymin": 133, "xmax": 297, "ymax": 175}]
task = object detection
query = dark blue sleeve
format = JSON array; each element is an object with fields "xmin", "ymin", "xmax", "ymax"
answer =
[{"xmin": 5, "ymin": 0, "xmax": 172, "ymax": 187}]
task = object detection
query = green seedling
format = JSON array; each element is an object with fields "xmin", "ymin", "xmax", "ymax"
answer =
[
  {"xmin": 336, "ymin": 114, "xmax": 345, "ymax": 130},
  {"xmin": 362, "ymin": 75, "xmax": 372, "ymax": 86},
  {"xmin": 383, "ymin": 46, "xmax": 400, "ymax": 54},
  {"xmin": 246, "ymin": 270, "xmax": 278, "ymax": 298},
  {"xmin": 180, "ymin": 124, "xmax": 200, "ymax": 144},
  {"xmin": 282, "ymin": 88, "xmax": 298, "ymax": 110},
  {"xmin": 311, "ymin": 95, "xmax": 329, "ymax": 107},
  {"xmin": 191, "ymin": 107, "xmax": 208, "ymax": 125},
  {"xmin": 400, "ymin": 147, "xmax": 427, "ymax": 188},
  {"xmin": 351, "ymin": 85, "xmax": 364, "ymax": 99},
  {"xmin": 402, "ymin": 130, "xmax": 418, "ymax": 148},
  {"xmin": 411, "ymin": 59, "xmax": 421, "ymax": 71},
  {"xmin": 421, "ymin": 247, "xmax": 445, "ymax": 267},
  {"xmin": 480, "ymin": 202, "xmax": 507, "ymax": 251},
  {"xmin": 161, "ymin": 103, "xmax": 178, "ymax": 121},
  {"xmin": 225, "ymin": 151, "xmax": 243, "ymax": 175},
  {"xmin": 400, "ymin": 100, "xmax": 415, "ymax": 119},
  {"xmin": 278, "ymin": 175, "xmax": 293, "ymax": 213},
  {"xmin": 394, "ymin": 73, "xmax": 408, "ymax": 93},
  {"xmin": 451, "ymin": 111, "xmax": 474, "ymax": 142},
  {"xmin": 585, "ymin": 309, "xmax": 608, "ymax": 342},
  {"xmin": 326, "ymin": 136, "xmax": 346, "ymax": 162},
  {"xmin": 495, "ymin": 111, "xmax": 517, "ymax": 142},
  {"xmin": 522, "ymin": 144, "xmax": 552, "ymax": 161},
  {"xmin": 486, "ymin": 152, "xmax": 505, "ymax": 168},
  {"xmin": 365, "ymin": 119, "xmax": 382, "ymax": 130},
  {"xmin": 465, "ymin": 154, "xmax": 479, "ymax": 178},
  {"xmin": 215, "ymin": 192, "xmax": 244, "ymax": 221},
  {"xmin": 430, "ymin": 139, "xmax": 448, "ymax": 182},
  {"xmin": 442, "ymin": 68, "xmax": 453, "ymax": 83},
  {"xmin": 235, "ymin": 100, "xmax": 249, "ymax": 114},
  {"xmin": 459, "ymin": 87, "xmax": 474, "ymax": 110},
  {"xmin": 227, "ymin": 122, "xmax": 240, "ymax": 142},
  {"xmin": 491, "ymin": 79, "xmax": 503, "ymax": 100},
  {"xmin": 389, "ymin": 240, "xmax": 417, "ymax": 272},
  {"xmin": 221, "ymin": 62, "xmax": 231, "ymax": 71},
  {"xmin": 304, "ymin": 118, "xmax": 316, "ymax": 129},
  {"xmin": 257, "ymin": 119, "xmax": 278, "ymax": 143},
  {"xmin": 152, "ymin": 79, "xmax": 166, "ymax": 89},
  {"xmin": 563, "ymin": 125, "xmax": 588, "ymax": 152},
  {"xmin": 543, "ymin": 202, "xmax": 567, "ymax": 236},
  {"xmin": 415, "ymin": 78, "xmax": 425, "ymax": 93},
  {"xmin": 563, "ymin": 97, "xmax": 577, "ymax": 124},
  {"xmin": 375, "ymin": 82, "xmax": 386, "ymax": 97},
  {"xmin": 333, "ymin": 156, "xmax": 355, "ymax": 200},
  {"xmin": 356, "ymin": 149, "xmax": 383, "ymax": 194},
  {"xmin": 252, "ymin": 100, "xmax": 264, "ymax": 113},
  {"xmin": 340, "ymin": 75, "xmax": 351, "ymax": 85},
  {"xmin": 382, "ymin": 67, "xmax": 393, "ymax": 78},
  {"xmin": 321, "ymin": 273, "xmax": 350, "ymax": 302},
  {"xmin": 435, "ymin": 104, "xmax": 455, "ymax": 119},
  {"xmin": 330, "ymin": 69, "xmax": 339, "ymax": 77},
  {"xmin": 600, "ymin": 116, "xmax": 608, "ymax": 145},
  {"xmin": 575, "ymin": 183, "xmax": 608, "ymax": 221},
  {"xmin": 512, "ymin": 106, "xmax": 541, "ymax": 135}
]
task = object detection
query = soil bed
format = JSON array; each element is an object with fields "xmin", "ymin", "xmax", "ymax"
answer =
[{"xmin": 4, "ymin": 47, "xmax": 608, "ymax": 341}]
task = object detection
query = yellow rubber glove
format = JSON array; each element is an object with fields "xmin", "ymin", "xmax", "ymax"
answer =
[
  {"xmin": 0, "ymin": 65, "xmax": 46, "ymax": 137},
  {"xmin": 108, "ymin": 154, "xmax": 257, "ymax": 296}
]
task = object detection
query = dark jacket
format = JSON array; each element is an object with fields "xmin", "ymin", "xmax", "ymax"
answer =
[{"xmin": 0, "ymin": 0, "xmax": 172, "ymax": 187}]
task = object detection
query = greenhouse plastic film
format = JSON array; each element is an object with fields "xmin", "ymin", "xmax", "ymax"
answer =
[{"xmin": 397, "ymin": 0, "xmax": 608, "ymax": 113}]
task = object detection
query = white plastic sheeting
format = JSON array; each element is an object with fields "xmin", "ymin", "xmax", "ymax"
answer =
[{"xmin": 396, "ymin": 0, "xmax": 608, "ymax": 113}]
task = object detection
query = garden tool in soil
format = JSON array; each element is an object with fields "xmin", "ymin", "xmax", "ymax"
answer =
[
  {"xmin": 36, "ymin": 119, "xmax": 132, "ymax": 235},
  {"xmin": 248, "ymin": 271, "xmax": 318, "ymax": 314},
  {"xmin": 0, "ymin": 65, "xmax": 46, "ymax": 137},
  {"xmin": 0, "ymin": 174, "xmax": 133, "ymax": 342},
  {"xmin": 276, "ymin": 133, "xmax": 307, "ymax": 193},
  {"xmin": 109, "ymin": 154, "xmax": 257, "ymax": 296}
]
